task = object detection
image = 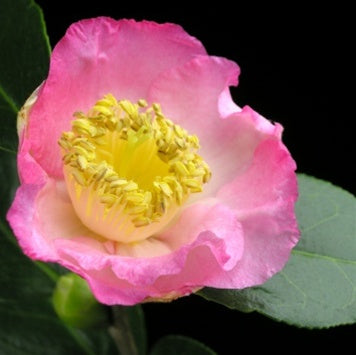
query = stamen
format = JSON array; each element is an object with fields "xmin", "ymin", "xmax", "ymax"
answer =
[{"xmin": 59, "ymin": 94, "xmax": 211, "ymax": 243}]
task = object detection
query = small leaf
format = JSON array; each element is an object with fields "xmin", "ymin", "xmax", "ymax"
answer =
[
  {"xmin": 150, "ymin": 335, "xmax": 217, "ymax": 355},
  {"xmin": 199, "ymin": 174, "xmax": 356, "ymax": 328},
  {"xmin": 0, "ymin": 0, "xmax": 50, "ymax": 152}
]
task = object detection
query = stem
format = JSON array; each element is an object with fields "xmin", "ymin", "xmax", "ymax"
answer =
[{"xmin": 109, "ymin": 306, "xmax": 139, "ymax": 355}]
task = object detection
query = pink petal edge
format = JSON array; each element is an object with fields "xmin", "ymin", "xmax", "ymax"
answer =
[{"xmin": 214, "ymin": 138, "xmax": 299, "ymax": 288}]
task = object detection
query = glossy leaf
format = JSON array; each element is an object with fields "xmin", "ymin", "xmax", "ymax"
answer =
[
  {"xmin": 199, "ymin": 174, "xmax": 356, "ymax": 328},
  {"xmin": 0, "ymin": 0, "xmax": 50, "ymax": 152}
]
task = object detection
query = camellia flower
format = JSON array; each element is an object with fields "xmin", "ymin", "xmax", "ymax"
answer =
[{"xmin": 7, "ymin": 18, "xmax": 299, "ymax": 305}]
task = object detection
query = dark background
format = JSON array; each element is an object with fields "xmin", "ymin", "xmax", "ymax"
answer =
[{"xmin": 35, "ymin": 1, "xmax": 354, "ymax": 354}]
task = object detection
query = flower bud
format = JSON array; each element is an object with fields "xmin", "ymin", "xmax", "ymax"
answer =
[{"xmin": 52, "ymin": 273, "xmax": 108, "ymax": 328}]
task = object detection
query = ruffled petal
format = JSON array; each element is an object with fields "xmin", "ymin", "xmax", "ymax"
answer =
[
  {"xmin": 17, "ymin": 138, "xmax": 47, "ymax": 185},
  {"xmin": 200, "ymin": 106, "xmax": 283, "ymax": 197},
  {"xmin": 213, "ymin": 138, "xmax": 299, "ymax": 287},
  {"xmin": 149, "ymin": 57, "xmax": 284, "ymax": 197},
  {"xmin": 28, "ymin": 18, "xmax": 207, "ymax": 177},
  {"xmin": 8, "ymin": 177, "xmax": 244, "ymax": 305},
  {"xmin": 149, "ymin": 55, "xmax": 240, "ymax": 135},
  {"xmin": 218, "ymin": 138, "xmax": 297, "ymax": 215},
  {"xmin": 54, "ymin": 202, "xmax": 244, "ymax": 305},
  {"xmin": 7, "ymin": 183, "xmax": 58, "ymax": 261},
  {"xmin": 6, "ymin": 178, "xmax": 101, "ymax": 260}
]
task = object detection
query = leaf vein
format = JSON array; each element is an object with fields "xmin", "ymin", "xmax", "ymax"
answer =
[
  {"xmin": 0, "ymin": 84, "xmax": 19, "ymax": 113},
  {"xmin": 333, "ymin": 263, "xmax": 356, "ymax": 309},
  {"xmin": 292, "ymin": 249, "xmax": 356, "ymax": 264},
  {"xmin": 279, "ymin": 271, "xmax": 307, "ymax": 309},
  {"xmin": 301, "ymin": 206, "xmax": 340, "ymax": 233}
]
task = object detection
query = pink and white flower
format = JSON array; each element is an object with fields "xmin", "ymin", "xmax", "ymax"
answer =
[{"xmin": 7, "ymin": 18, "xmax": 299, "ymax": 305}]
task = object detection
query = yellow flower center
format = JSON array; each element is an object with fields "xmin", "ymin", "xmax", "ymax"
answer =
[{"xmin": 59, "ymin": 94, "xmax": 211, "ymax": 243}]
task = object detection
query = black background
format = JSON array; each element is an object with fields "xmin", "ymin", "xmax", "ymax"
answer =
[{"xmin": 34, "ymin": 1, "xmax": 354, "ymax": 354}]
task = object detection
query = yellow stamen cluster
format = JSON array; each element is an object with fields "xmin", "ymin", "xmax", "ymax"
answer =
[{"xmin": 59, "ymin": 94, "xmax": 211, "ymax": 242}]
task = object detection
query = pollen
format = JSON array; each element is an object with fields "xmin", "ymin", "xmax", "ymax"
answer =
[{"xmin": 59, "ymin": 94, "xmax": 211, "ymax": 243}]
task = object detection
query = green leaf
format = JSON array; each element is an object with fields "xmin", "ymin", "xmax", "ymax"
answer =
[
  {"xmin": 199, "ymin": 174, "xmax": 356, "ymax": 328},
  {"xmin": 0, "ymin": 149, "xmax": 18, "ymax": 219},
  {"xmin": 110, "ymin": 305, "xmax": 147, "ymax": 355},
  {"xmin": 150, "ymin": 335, "xmax": 217, "ymax": 355},
  {"xmin": 0, "ymin": 226, "xmax": 117, "ymax": 355},
  {"xmin": 295, "ymin": 174, "xmax": 355, "ymax": 260},
  {"xmin": 0, "ymin": 0, "xmax": 50, "ymax": 152}
]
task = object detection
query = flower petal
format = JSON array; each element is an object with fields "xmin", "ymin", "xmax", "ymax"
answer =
[
  {"xmin": 214, "ymin": 138, "xmax": 299, "ymax": 287},
  {"xmin": 6, "ymin": 179, "xmax": 99, "ymax": 261},
  {"xmin": 54, "ymin": 202, "xmax": 244, "ymax": 305},
  {"xmin": 201, "ymin": 106, "xmax": 283, "ymax": 197},
  {"xmin": 16, "ymin": 85, "xmax": 48, "ymax": 185},
  {"xmin": 28, "ymin": 18, "xmax": 207, "ymax": 177},
  {"xmin": 7, "ymin": 183, "xmax": 57, "ymax": 261},
  {"xmin": 17, "ymin": 138, "xmax": 47, "ymax": 185},
  {"xmin": 8, "ymin": 177, "xmax": 245, "ymax": 305},
  {"xmin": 149, "ymin": 54, "xmax": 240, "ymax": 134},
  {"xmin": 218, "ymin": 138, "xmax": 297, "ymax": 215},
  {"xmin": 35, "ymin": 179, "xmax": 100, "ymax": 241},
  {"xmin": 149, "ymin": 56, "xmax": 284, "ymax": 197}
]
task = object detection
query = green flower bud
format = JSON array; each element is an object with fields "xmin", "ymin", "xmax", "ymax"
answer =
[{"xmin": 52, "ymin": 273, "xmax": 108, "ymax": 328}]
